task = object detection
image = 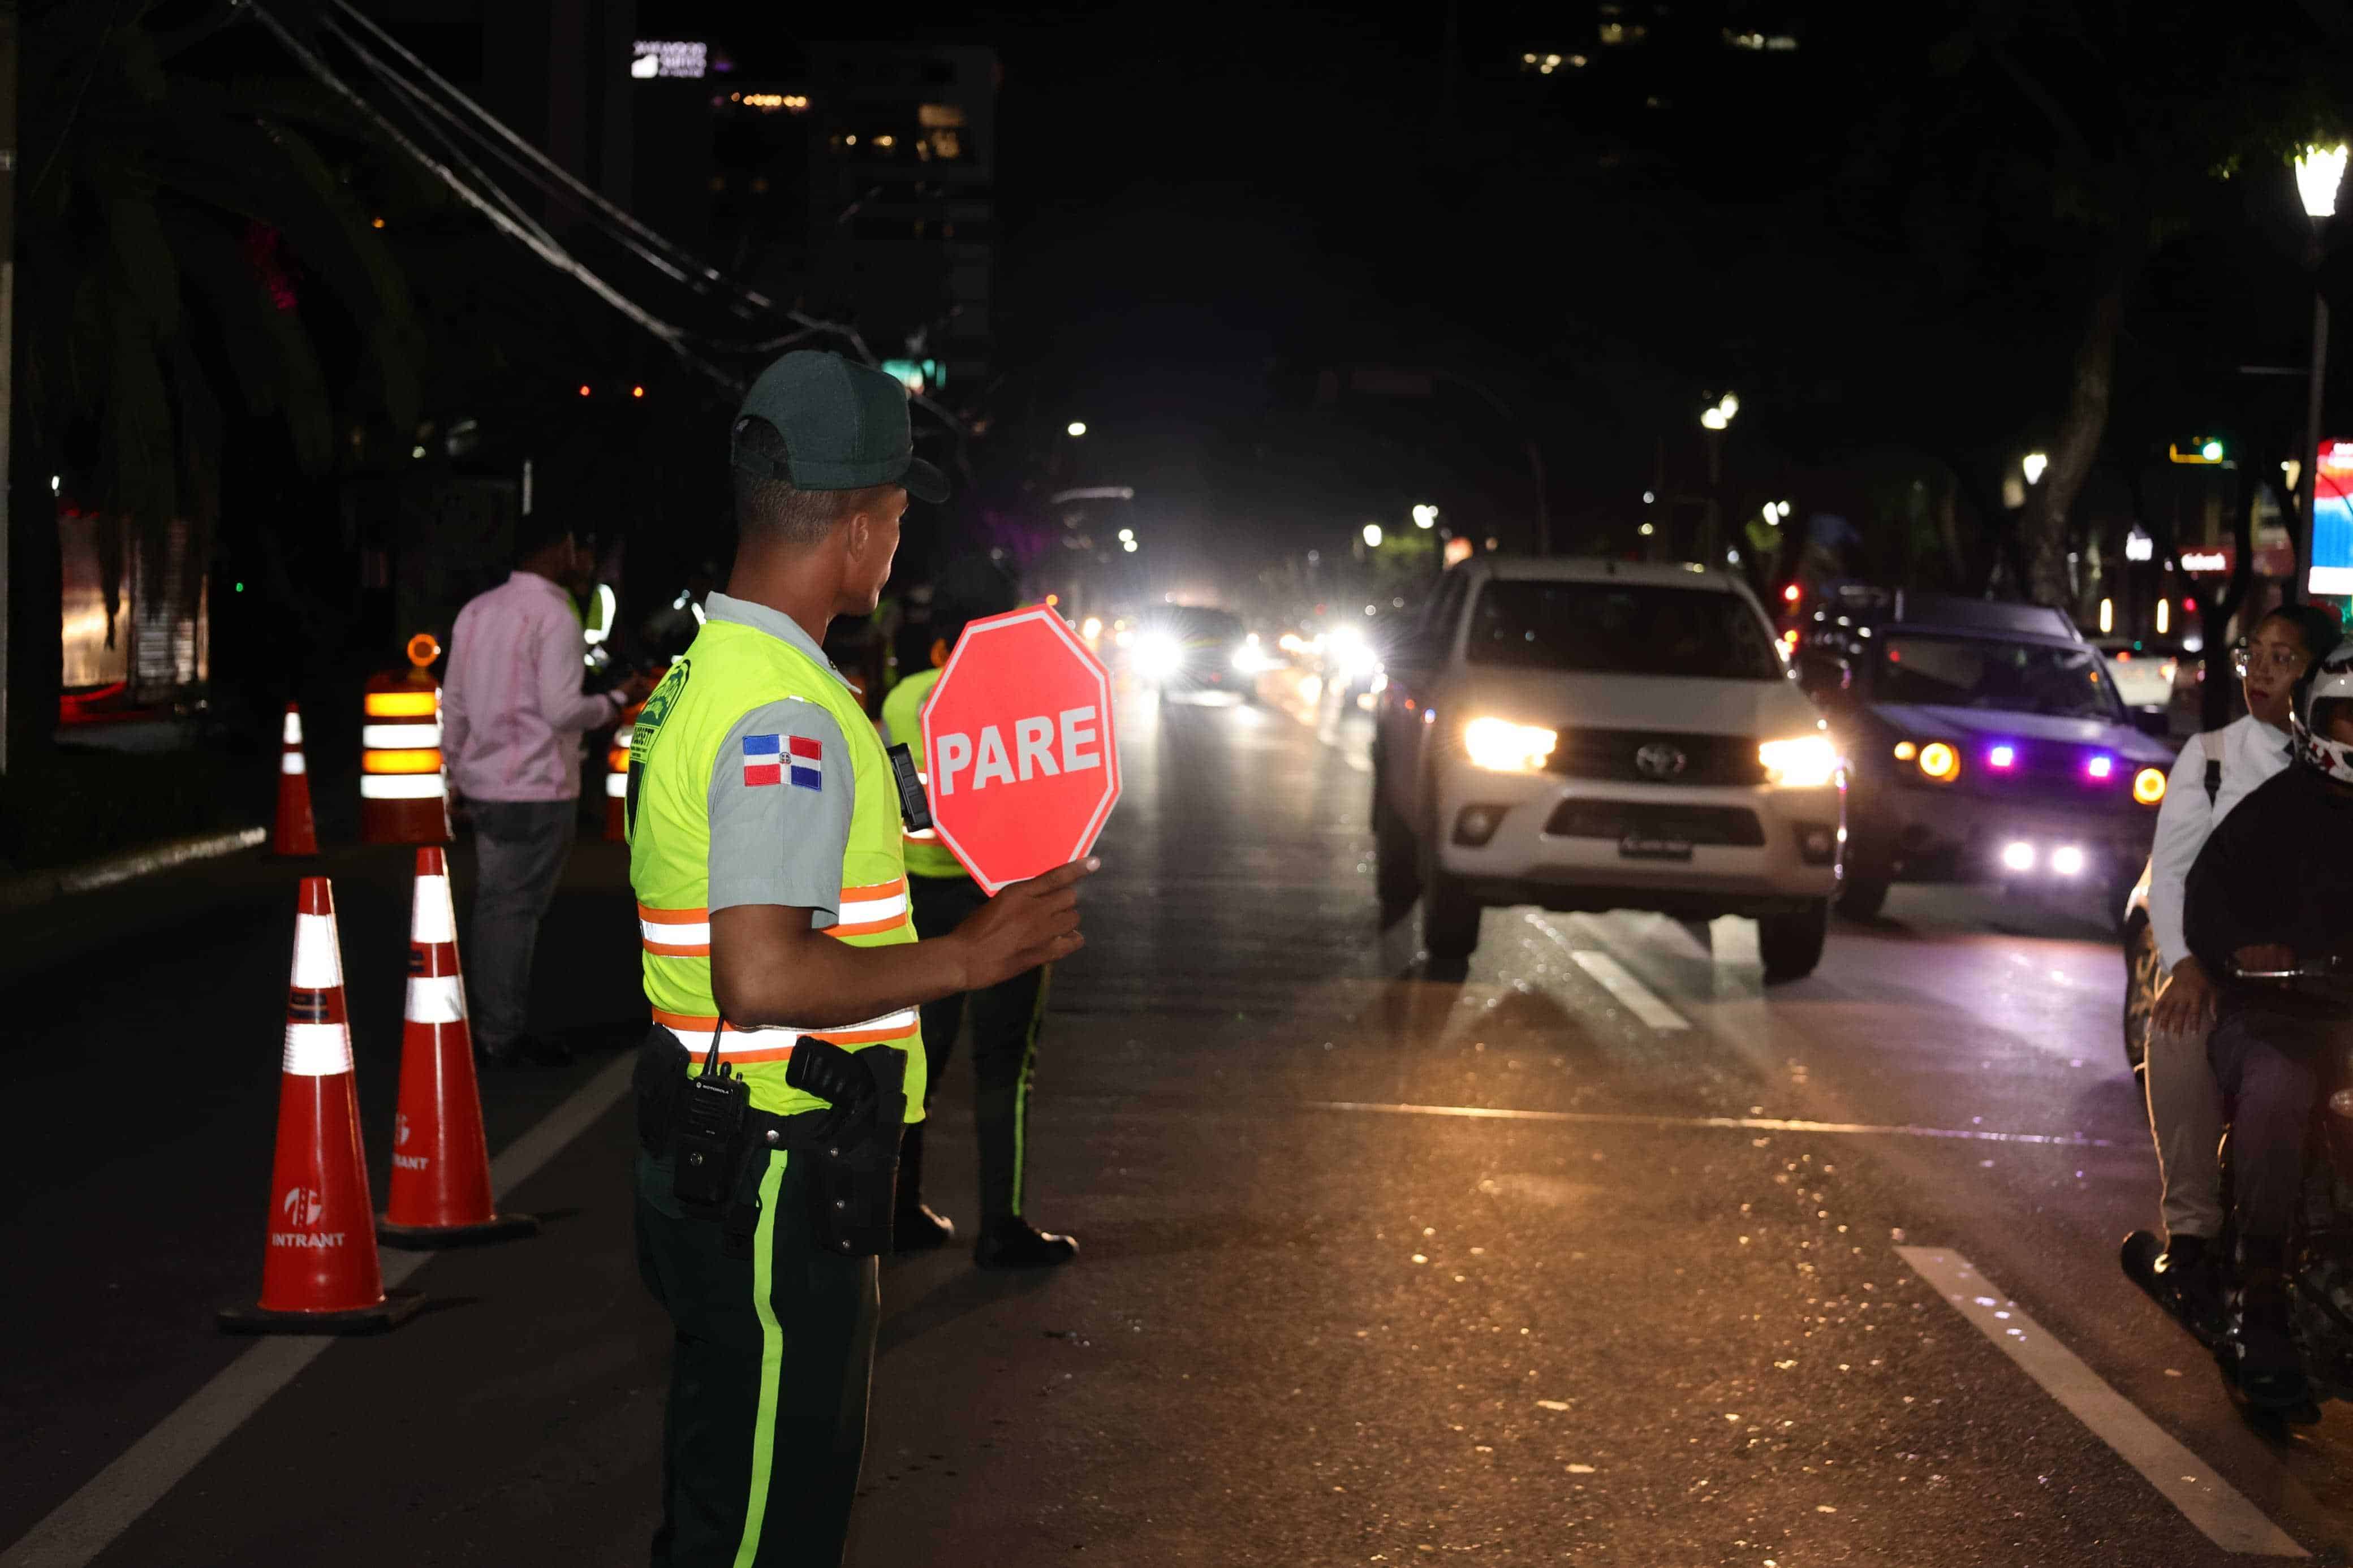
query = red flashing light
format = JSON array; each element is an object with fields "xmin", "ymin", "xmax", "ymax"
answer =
[
  {"xmin": 578, "ymin": 385, "xmax": 592, "ymax": 398},
  {"xmin": 632, "ymin": 385, "xmax": 645, "ymax": 399},
  {"xmin": 2183, "ymin": 598, "xmax": 2197, "ymax": 614}
]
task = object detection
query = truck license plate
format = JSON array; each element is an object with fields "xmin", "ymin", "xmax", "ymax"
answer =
[{"xmin": 1619, "ymin": 836, "xmax": 1694, "ymax": 862}]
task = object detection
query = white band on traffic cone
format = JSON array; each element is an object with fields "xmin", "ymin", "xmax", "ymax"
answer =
[
  {"xmin": 363, "ymin": 722, "xmax": 442, "ymax": 749},
  {"xmin": 405, "ymin": 974, "xmax": 466, "ymax": 1024},
  {"xmin": 283, "ymin": 710, "xmax": 303, "ymax": 744},
  {"xmin": 411, "ymin": 872, "xmax": 458, "ymax": 945},
  {"xmin": 361, "ymin": 774, "xmax": 445, "ymax": 800},
  {"xmin": 282, "ymin": 1022, "xmax": 354, "ymax": 1077},
  {"xmin": 290, "ymin": 913, "xmax": 343, "ymax": 989},
  {"xmin": 281, "ymin": 753, "xmax": 307, "ymax": 775}
]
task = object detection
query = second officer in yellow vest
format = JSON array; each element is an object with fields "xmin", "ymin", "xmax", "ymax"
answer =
[
  {"xmin": 880, "ymin": 556, "xmax": 1079, "ymax": 1266},
  {"xmin": 626, "ymin": 350, "xmax": 1096, "ymax": 1568}
]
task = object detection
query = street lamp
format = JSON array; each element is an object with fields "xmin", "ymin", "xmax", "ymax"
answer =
[
  {"xmin": 1362, "ymin": 522, "xmax": 1384, "ymax": 548},
  {"xmin": 1066, "ymin": 421, "xmax": 1088, "ymax": 437},
  {"xmin": 1412, "ymin": 503, "xmax": 1438, "ymax": 529},
  {"xmin": 1697, "ymin": 392, "xmax": 1739, "ymax": 559},
  {"xmin": 2023, "ymin": 451, "xmax": 2049, "ymax": 486},
  {"xmin": 2294, "ymin": 141, "xmax": 2347, "ymax": 598}
]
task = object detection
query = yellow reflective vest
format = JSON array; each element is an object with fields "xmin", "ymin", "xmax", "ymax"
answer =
[
  {"xmin": 626, "ymin": 618, "xmax": 925, "ymax": 1118},
  {"xmin": 878, "ymin": 666, "xmax": 968, "ymax": 880}
]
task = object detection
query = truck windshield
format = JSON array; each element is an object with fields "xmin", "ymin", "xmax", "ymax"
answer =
[
  {"xmin": 1464, "ymin": 581, "xmax": 1783, "ymax": 680},
  {"xmin": 1877, "ymin": 634, "xmax": 2123, "ymax": 720}
]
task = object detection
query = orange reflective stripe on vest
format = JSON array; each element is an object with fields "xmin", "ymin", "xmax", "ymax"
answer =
[
  {"xmin": 637, "ymin": 904, "xmax": 711, "ymax": 957},
  {"xmin": 831, "ymin": 877, "xmax": 909, "ymax": 936},
  {"xmin": 639, "ymin": 878, "xmax": 909, "ymax": 955},
  {"xmin": 650, "ymin": 1007, "xmax": 921, "ymax": 1064}
]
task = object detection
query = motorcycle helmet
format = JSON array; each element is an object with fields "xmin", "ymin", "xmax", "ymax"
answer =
[{"xmin": 2291, "ymin": 637, "xmax": 2353, "ymax": 786}]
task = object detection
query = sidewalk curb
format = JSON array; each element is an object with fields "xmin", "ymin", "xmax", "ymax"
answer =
[{"xmin": 0, "ymin": 826, "xmax": 269, "ymax": 915}]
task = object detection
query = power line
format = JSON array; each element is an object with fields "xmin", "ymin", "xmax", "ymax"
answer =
[{"xmin": 239, "ymin": 0, "xmax": 738, "ymax": 386}]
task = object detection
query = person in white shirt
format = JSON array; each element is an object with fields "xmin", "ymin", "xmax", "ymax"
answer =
[
  {"xmin": 2142, "ymin": 602, "xmax": 2341, "ymax": 1321},
  {"xmin": 442, "ymin": 519, "xmax": 653, "ymax": 1066}
]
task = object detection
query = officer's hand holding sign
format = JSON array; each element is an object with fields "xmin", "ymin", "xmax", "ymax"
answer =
[{"xmin": 949, "ymin": 856, "xmax": 1096, "ymax": 983}]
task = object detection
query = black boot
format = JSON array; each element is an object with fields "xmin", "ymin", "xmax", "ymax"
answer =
[
  {"xmin": 975, "ymin": 1217, "xmax": 1078, "ymax": 1269},
  {"xmin": 2154, "ymin": 1234, "xmax": 2227, "ymax": 1344},
  {"xmin": 2227, "ymin": 1238, "xmax": 2308, "ymax": 1410},
  {"xmin": 893, "ymin": 1122, "xmax": 956, "ymax": 1252}
]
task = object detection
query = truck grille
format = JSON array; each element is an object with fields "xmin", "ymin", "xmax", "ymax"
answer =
[
  {"xmin": 1541, "ymin": 802, "xmax": 1768, "ymax": 846},
  {"xmin": 1544, "ymin": 730, "xmax": 1765, "ymax": 786}
]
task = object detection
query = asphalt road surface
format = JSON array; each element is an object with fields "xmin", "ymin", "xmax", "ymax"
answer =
[{"xmin": 3, "ymin": 680, "xmax": 2343, "ymax": 1566}]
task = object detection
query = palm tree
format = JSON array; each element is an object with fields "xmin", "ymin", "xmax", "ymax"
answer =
[{"xmin": 7, "ymin": 0, "xmax": 424, "ymax": 767}]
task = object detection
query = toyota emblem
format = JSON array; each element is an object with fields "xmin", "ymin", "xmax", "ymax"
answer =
[{"xmin": 1634, "ymin": 742, "xmax": 1689, "ymax": 780}]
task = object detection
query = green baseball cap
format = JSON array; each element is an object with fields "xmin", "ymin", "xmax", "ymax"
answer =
[{"xmin": 732, "ymin": 350, "xmax": 948, "ymax": 504}]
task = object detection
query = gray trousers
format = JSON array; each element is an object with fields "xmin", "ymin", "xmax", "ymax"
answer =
[
  {"xmin": 2145, "ymin": 1020, "xmax": 2226, "ymax": 1243},
  {"xmin": 467, "ymin": 798, "xmax": 578, "ymax": 1054}
]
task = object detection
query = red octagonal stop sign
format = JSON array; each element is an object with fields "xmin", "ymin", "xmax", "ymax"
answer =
[{"xmin": 921, "ymin": 607, "xmax": 1122, "ymax": 894}]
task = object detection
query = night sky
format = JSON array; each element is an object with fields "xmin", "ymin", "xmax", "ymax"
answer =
[{"xmin": 637, "ymin": 2, "xmax": 2343, "ymax": 596}]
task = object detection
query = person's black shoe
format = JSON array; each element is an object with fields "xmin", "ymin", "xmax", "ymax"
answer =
[
  {"xmin": 895, "ymin": 1202, "xmax": 957, "ymax": 1252},
  {"xmin": 2155, "ymin": 1234, "xmax": 2228, "ymax": 1344},
  {"xmin": 975, "ymin": 1219, "xmax": 1078, "ymax": 1270},
  {"xmin": 2227, "ymin": 1269, "xmax": 2309, "ymax": 1410}
]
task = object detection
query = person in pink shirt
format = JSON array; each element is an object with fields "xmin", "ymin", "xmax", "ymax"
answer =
[{"xmin": 443, "ymin": 519, "xmax": 652, "ymax": 1066}]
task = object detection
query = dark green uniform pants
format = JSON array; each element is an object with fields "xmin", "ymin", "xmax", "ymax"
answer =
[
  {"xmin": 634, "ymin": 1149, "xmax": 878, "ymax": 1567},
  {"xmin": 907, "ymin": 873, "xmax": 1049, "ymax": 1225}
]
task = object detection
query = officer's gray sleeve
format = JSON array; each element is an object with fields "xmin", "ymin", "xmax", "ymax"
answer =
[{"xmin": 707, "ymin": 698, "xmax": 857, "ymax": 927}]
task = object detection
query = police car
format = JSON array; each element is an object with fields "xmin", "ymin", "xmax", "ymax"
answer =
[
  {"xmin": 1790, "ymin": 590, "xmax": 2174, "ymax": 920},
  {"xmin": 1372, "ymin": 558, "xmax": 1846, "ymax": 979}
]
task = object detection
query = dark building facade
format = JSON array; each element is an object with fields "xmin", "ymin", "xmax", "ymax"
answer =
[{"xmin": 804, "ymin": 44, "xmax": 999, "ymax": 405}]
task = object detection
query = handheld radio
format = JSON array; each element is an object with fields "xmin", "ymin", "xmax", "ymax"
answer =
[{"xmin": 671, "ymin": 1020, "xmax": 749, "ymax": 1212}]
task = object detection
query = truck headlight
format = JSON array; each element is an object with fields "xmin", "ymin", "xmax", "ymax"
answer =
[
  {"xmin": 1463, "ymin": 717, "xmax": 1558, "ymax": 772},
  {"xmin": 1134, "ymin": 632, "xmax": 1183, "ymax": 680},
  {"xmin": 1759, "ymin": 734, "xmax": 1840, "ymax": 788}
]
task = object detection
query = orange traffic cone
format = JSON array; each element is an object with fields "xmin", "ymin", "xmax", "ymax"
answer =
[
  {"xmin": 219, "ymin": 877, "xmax": 421, "ymax": 1334},
  {"xmin": 378, "ymin": 848, "xmax": 537, "ymax": 1249},
  {"xmin": 273, "ymin": 703, "xmax": 317, "ymax": 857}
]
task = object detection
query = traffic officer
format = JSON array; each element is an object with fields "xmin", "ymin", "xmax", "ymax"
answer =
[
  {"xmin": 881, "ymin": 557, "xmax": 1081, "ymax": 1267},
  {"xmin": 625, "ymin": 349, "xmax": 1094, "ymax": 1567}
]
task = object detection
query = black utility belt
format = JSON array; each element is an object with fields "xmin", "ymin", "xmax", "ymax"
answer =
[{"xmin": 634, "ymin": 1025, "xmax": 907, "ymax": 1259}]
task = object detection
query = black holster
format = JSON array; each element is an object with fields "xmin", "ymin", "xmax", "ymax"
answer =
[{"xmin": 635, "ymin": 1025, "xmax": 907, "ymax": 1259}]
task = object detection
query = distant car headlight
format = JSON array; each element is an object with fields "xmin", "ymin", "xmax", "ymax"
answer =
[
  {"xmin": 1232, "ymin": 644, "xmax": 1275, "ymax": 673},
  {"xmin": 2133, "ymin": 766, "xmax": 2167, "ymax": 806},
  {"xmin": 1327, "ymin": 627, "xmax": 1380, "ymax": 680},
  {"xmin": 1134, "ymin": 632, "xmax": 1183, "ymax": 680},
  {"xmin": 1759, "ymin": 733, "xmax": 1840, "ymax": 788},
  {"xmin": 1463, "ymin": 717, "xmax": 1558, "ymax": 773},
  {"xmin": 1916, "ymin": 741, "xmax": 1960, "ymax": 782}
]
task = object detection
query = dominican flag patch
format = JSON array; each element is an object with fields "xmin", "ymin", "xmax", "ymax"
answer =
[{"xmin": 743, "ymin": 733, "xmax": 822, "ymax": 789}]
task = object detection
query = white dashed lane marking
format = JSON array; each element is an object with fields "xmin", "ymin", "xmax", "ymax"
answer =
[
  {"xmin": 1898, "ymin": 1247, "xmax": 2307, "ymax": 1558},
  {"xmin": 1, "ymin": 1055, "xmax": 640, "ymax": 1568}
]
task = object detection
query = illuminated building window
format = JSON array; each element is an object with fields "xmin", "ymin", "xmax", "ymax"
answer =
[
  {"xmin": 919, "ymin": 103, "xmax": 967, "ymax": 128},
  {"xmin": 929, "ymin": 128, "xmax": 962, "ymax": 160},
  {"xmin": 1597, "ymin": 21, "xmax": 1645, "ymax": 44}
]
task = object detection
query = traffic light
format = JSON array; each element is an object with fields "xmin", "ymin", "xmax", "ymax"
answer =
[{"xmin": 2168, "ymin": 437, "xmax": 2227, "ymax": 465}]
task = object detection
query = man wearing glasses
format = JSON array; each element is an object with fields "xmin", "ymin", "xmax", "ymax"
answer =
[{"xmin": 2140, "ymin": 604, "xmax": 2341, "ymax": 1328}]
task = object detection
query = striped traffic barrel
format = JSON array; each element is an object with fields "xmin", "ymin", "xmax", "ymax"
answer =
[
  {"xmin": 361, "ymin": 634, "xmax": 451, "ymax": 846},
  {"xmin": 605, "ymin": 701, "xmax": 643, "ymax": 841}
]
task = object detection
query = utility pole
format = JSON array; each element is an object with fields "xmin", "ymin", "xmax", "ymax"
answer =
[{"xmin": 0, "ymin": 3, "xmax": 18, "ymax": 776}]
